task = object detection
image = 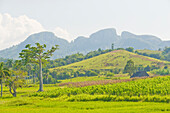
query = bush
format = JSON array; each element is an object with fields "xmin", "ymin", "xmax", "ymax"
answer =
[
  {"xmin": 89, "ymin": 71, "xmax": 98, "ymax": 76},
  {"xmin": 126, "ymin": 47, "xmax": 134, "ymax": 52},
  {"xmin": 85, "ymin": 71, "xmax": 98, "ymax": 77},
  {"xmin": 106, "ymin": 73, "xmax": 114, "ymax": 78}
]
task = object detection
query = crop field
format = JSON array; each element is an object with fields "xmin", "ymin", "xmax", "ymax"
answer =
[
  {"xmin": 58, "ymin": 77, "xmax": 134, "ymax": 87},
  {"xmin": 58, "ymin": 74, "xmax": 129, "ymax": 83},
  {"xmin": 31, "ymin": 76, "xmax": 170, "ymax": 101}
]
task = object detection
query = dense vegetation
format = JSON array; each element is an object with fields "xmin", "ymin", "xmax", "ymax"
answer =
[
  {"xmin": 1, "ymin": 47, "xmax": 170, "ymax": 83},
  {"xmin": 135, "ymin": 47, "xmax": 170, "ymax": 61}
]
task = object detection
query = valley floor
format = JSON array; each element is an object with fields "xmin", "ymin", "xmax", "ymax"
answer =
[
  {"xmin": 0, "ymin": 76, "xmax": 170, "ymax": 113},
  {"xmin": 0, "ymin": 97, "xmax": 170, "ymax": 113}
]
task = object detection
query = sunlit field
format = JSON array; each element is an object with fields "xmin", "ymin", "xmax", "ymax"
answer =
[{"xmin": 0, "ymin": 76, "xmax": 170, "ymax": 113}]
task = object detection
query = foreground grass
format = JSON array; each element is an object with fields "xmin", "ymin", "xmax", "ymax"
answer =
[
  {"xmin": 0, "ymin": 97, "xmax": 170, "ymax": 113},
  {"xmin": 0, "ymin": 84, "xmax": 59, "ymax": 97}
]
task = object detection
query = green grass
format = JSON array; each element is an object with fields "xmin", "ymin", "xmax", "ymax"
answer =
[
  {"xmin": 137, "ymin": 49, "xmax": 162, "ymax": 54},
  {"xmin": 0, "ymin": 97, "xmax": 170, "ymax": 113},
  {"xmin": 0, "ymin": 84, "xmax": 59, "ymax": 98}
]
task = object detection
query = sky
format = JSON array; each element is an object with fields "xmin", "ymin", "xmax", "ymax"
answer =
[{"xmin": 0, "ymin": 0, "xmax": 170, "ymax": 50}]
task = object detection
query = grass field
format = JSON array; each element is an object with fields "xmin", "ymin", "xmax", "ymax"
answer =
[
  {"xmin": 137, "ymin": 49, "xmax": 162, "ymax": 54},
  {"xmin": 0, "ymin": 97, "xmax": 170, "ymax": 113}
]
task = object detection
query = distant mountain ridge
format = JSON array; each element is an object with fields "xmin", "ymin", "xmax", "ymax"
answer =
[{"xmin": 0, "ymin": 28, "xmax": 169, "ymax": 59}]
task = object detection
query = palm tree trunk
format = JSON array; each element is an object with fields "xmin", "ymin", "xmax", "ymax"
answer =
[
  {"xmin": 38, "ymin": 59, "xmax": 43, "ymax": 91},
  {"xmin": 1, "ymin": 81, "xmax": 2, "ymax": 97}
]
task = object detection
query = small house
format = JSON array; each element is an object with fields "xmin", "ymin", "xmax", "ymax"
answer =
[{"xmin": 130, "ymin": 71, "xmax": 149, "ymax": 78}]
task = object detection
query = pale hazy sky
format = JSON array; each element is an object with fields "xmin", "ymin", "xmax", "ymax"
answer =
[{"xmin": 0, "ymin": 0, "xmax": 170, "ymax": 50}]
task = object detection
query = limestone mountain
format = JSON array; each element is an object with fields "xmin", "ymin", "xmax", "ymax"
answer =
[{"xmin": 0, "ymin": 28, "xmax": 169, "ymax": 59}]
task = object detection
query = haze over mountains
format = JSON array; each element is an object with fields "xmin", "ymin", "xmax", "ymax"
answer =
[{"xmin": 0, "ymin": 28, "xmax": 169, "ymax": 59}]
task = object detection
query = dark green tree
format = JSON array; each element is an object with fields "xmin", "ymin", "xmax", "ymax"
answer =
[
  {"xmin": 32, "ymin": 64, "xmax": 39, "ymax": 84},
  {"xmin": 123, "ymin": 60, "xmax": 136, "ymax": 76},
  {"xmin": 19, "ymin": 43, "xmax": 59, "ymax": 91},
  {"xmin": 126, "ymin": 47, "xmax": 134, "ymax": 52},
  {"xmin": 26, "ymin": 63, "xmax": 32, "ymax": 84},
  {"xmin": 6, "ymin": 59, "xmax": 13, "ymax": 68},
  {"xmin": 112, "ymin": 43, "xmax": 114, "ymax": 50},
  {"xmin": 144, "ymin": 65, "xmax": 151, "ymax": 71},
  {"xmin": 106, "ymin": 73, "xmax": 114, "ymax": 78}
]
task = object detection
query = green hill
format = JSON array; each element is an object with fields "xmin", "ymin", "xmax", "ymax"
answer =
[
  {"xmin": 51, "ymin": 50, "xmax": 169, "ymax": 70},
  {"xmin": 49, "ymin": 50, "xmax": 169, "ymax": 79}
]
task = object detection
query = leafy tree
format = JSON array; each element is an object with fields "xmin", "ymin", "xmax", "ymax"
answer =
[
  {"xmin": 6, "ymin": 70, "xmax": 26, "ymax": 97},
  {"xmin": 47, "ymin": 75, "xmax": 56, "ymax": 84},
  {"xmin": 163, "ymin": 47, "xmax": 170, "ymax": 54},
  {"xmin": 158, "ymin": 48, "xmax": 161, "ymax": 51},
  {"xmin": 32, "ymin": 64, "xmax": 39, "ymax": 84},
  {"xmin": 144, "ymin": 65, "xmax": 151, "ymax": 71},
  {"xmin": 12, "ymin": 60, "xmax": 22, "ymax": 70},
  {"xmin": 88, "ymin": 71, "xmax": 98, "ymax": 76},
  {"xmin": 116, "ymin": 48, "xmax": 125, "ymax": 50},
  {"xmin": 26, "ymin": 63, "xmax": 32, "ymax": 84},
  {"xmin": 6, "ymin": 59, "xmax": 13, "ymax": 68},
  {"xmin": 164, "ymin": 66, "xmax": 168, "ymax": 69},
  {"xmin": 106, "ymin": 73, "xmax": 114, "ymax": 78},
  {"xmin": 137, "ymin": 65, "xmax": 144, "ymax": 71},
  {"xmin": 98, "ymin": 48, "xmax": 102, "ymax": 52},
  {"xmin": 19, "ymin": 43, "xmax": 59, "ymax": 91},
  {"xmin": 164, "ymin": 53, "xmax": 170, "ymax": 61},
  {"xmin": 126, "ymin": 47, "xmax": 134, "ymax": 52},
  {"xmin": 111, "ymin": 43, "xmax": 114, "ymax": 50},
  {"xmin": 74, "ymin": 71, "xmax": 79, "ymax": 77},
  {"xmin": 135, "ymin": 50, "xmax": 139, "ymax": 54},
  {"xmin": 123, "ymin": 60, "xmax": 136, "ymax": 76},
  {"xmin": 0, "ymin": 62, "xmax": 10, "ymax": 97}
]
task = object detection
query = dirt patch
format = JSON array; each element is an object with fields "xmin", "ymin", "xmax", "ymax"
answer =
[{"xmin": 59, "ymin": 77, "xmax": 148, "ymax": 87}]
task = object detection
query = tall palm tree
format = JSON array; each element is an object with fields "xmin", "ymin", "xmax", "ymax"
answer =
[
  {"xmin": 32, "ymin": 64, "xmax": 39, "ymax": 84},
  {"xmin": 6, "ymin": 59, "xmax": 13, "ymax": 69},
  {"xmin": 0, "ymin": 62, "xmax": 10, "ymax": 97},
  {"xmin": 26, "ymin": 63, "xmax": 32, "ymax": 84}
]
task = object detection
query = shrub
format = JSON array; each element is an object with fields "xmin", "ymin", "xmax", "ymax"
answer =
[
  {"xmin": 126, "ymin": 47, "xmax": 134, "ymax": 52},
  {"xmin": 106, "ymin": 73, "xmax": 114, "ymax": 78}
]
